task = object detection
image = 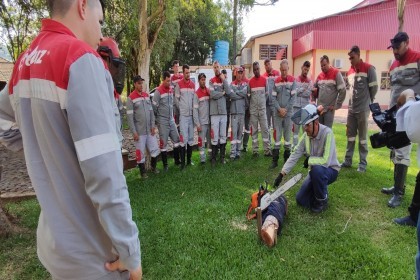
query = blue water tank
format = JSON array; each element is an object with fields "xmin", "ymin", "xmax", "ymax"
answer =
[{"xmin": 213, "ymin": 40, "xmax": 229, "ymax": 66}]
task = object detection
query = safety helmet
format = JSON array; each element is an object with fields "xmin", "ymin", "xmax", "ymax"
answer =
[
  {"xmin": 292, "ymin": 104, "xmax": 319, "ymax": 126},
  {"xmin": 98, "ymin": 37, "xmax": 120, "ymax": 58}
]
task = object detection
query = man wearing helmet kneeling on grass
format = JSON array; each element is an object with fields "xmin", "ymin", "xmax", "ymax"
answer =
[{"xmin": 273, "ymin": 104, "xmax": 340, "ymax": 213}]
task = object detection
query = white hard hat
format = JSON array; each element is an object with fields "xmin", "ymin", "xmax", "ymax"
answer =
[{"xmin": 292, "ymin": 104, "xmax": 319, "ymax": 126}]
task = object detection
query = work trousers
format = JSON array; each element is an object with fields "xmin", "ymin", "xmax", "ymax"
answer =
[
  {"xmin": 211, "ymin": 115, "xmax": 227, "ymax": 145},
  {"xmin": 343, "ymin": 110, "xmax": 370, "ymax": 169},
  {"xmin": 230, "ymin": 114, "xmax": 245, "ymax": 158}
]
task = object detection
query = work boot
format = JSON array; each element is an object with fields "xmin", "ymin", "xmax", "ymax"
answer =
[
  {"xmin": 211, "ymin": 145, "xmax": 218, "ymax": 167},
  {"xmin": 220, "ymin": 143, "xmax": 226, "ymax": 164},
  {"xmin": 270, "ymin": 149, "xmax": 279, "ymax": 169},
  {"xmin": 180, "ymin": 147, "xmax": 186, "ymax": 170},
  {"xmin": 381, "ymin": 164, "xmax": 396, "ymax": 194},
  {"xmin": 388, "ymin": 164, "xmax": 408, "ymax": 208},
  {"xmin": 187, "ymin": 144, "xmax": 194, "ymax": 166},
  {"xmin": 311, "ymin": 196, "xmax": 328, "ymax": 213},
  {"xmin": 173, "ymin": 146, "xmax": 181, "ymax": 166},
  {"xmin": 161, "ymin": 151, "xmax": 169, "ymax": 172},
  {"xmin": 151, "ymin": 156, "xmax": 160, "ymax": 174},
  {"xmin": 393, "ymin": 216, "xmax": 416, "ymax": 227},
  {"xmin": 138, "ymin": 163, "xmax": 148, "ymax": 179},
  {"xmin": 283, "ymin": 149, "xmax": 291, "ymax": 162}
]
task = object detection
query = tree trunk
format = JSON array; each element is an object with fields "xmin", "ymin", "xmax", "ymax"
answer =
[
  {"xmin": 138, "ymin": 49, "xmax": 152, "ymax": 92},
  {"xmin": 232, "ymin": 0, "xmax": 238, "ymax": 63},
  {"xmin": 0, "ymin": 165, "xmax": 15, "ymax": 238},
  {"xmin": 397, "ymin": 0, "xmax": 406, "ymax": 32}
]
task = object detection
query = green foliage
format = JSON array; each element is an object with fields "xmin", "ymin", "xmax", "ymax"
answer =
[
  {"xmin": 0, "ymin": 0, "xmax": 47, "ymax": 62},
  {"xmin": 1, "ymin": 124, "xmax": 418, "ymax": 279}
]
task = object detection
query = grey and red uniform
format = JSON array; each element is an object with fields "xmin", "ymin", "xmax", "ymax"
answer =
[
  {"xmin": 248, "ymin": 75, "xmax": 271, "ymax": 155},
  {"xmin": 270, "ymin": 75, "xmax": 296, "ymax": 161},
  {"xmin": 0, "ymin": 19, "xmax": 140, "ymax": 278},
  {"xmin": 195, "ymin": 86, "xmax": 211, "ymax": 163},
  {"xmin": 228, "ymin": 78, "xmax": 248, "ymax": 159},
  {"xmin": 293, "ymin": 75, "xmax": 312, "ymax": 146},
  {"xmin": 314, "ymin": 67, "xmax": 346, "ymax": 128},
  {"xmin": 153, "ymin": 82, "xmax": 181, "ymax": 169},
  {"xmin": 127, "ymin": 90, "xmax": 160, "ymax": 166},
  {"xmin": 342, "ymin": 61, "xmax": 377, "ymax": 171},
  {"xmin": 171, "ymin": 73, "xmax": 183, "ymax": 125},
  {"xmin": 263, "ymin": 69, "xmax": 280, "ymax": 131}
]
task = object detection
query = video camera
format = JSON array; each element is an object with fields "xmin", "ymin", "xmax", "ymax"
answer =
[{"xmin": 369, "ymin": 103, "xmax": 410, "ymax": 149}]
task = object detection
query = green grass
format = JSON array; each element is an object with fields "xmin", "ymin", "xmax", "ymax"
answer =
[{"xmin": 1, "ymin": 123, "xmax": 419, "ymax": 279}]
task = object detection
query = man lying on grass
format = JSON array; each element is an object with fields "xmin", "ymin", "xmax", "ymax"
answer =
[{"xmin": 273, "ymin": 104, "xmax": 341, "ymax": 213}]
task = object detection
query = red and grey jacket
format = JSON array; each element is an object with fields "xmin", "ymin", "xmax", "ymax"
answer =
[
  {"xmin": 315, "ymin": 67, "xmax": 346, "ymax": 110},
  {"xmin": 127, "ymin": 90, "xmax": 155, "ymax": 135},
  {"xmin": 263, "ymin": 69, "xmax": 280, "ymax": 103},
  {"xmin": 4, "ymin": 19, "xmax": 140, "ymax": 278},
  {"xmin": 270, "ymin": 75, "xmax": 296, "ymax": 117},
  {"xmin": 229, "ymin": 79, "xmax": 248, "ymax": 115},
  {"xmin": 195, "ymin": 86, "xmax": 210, "ymax": 125},
  {"xmin": 248, "ymin": 75, "xmax": 268, "ymax": 115},
  {"xmin": 171, "ymin": 73, "xmax": 183, "ymax": 87},
  {"xmin": 389, "ymin": 48, "xmax": 420, "ymax": 107},
  {"xmin": 209, "ymin": 76, "xmax": 229, "ymax": 115},
  {"xmin": 347, "ymin": 60, "xmax": 378, "ymax": 113},
  {"xmin": 294, "ymin": 75, "xmax": 313, "ymax": 108},
  {"xmin": 153, "ymin": 83, "xmax": 175, "ymax": 121}
]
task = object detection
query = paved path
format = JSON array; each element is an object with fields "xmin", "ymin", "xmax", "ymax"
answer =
[{"xmin": 0, "ymin": 109, "xmax": 378, "ymax": 199}]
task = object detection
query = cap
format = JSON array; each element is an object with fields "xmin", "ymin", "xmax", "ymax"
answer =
[
  {"xmin": 388, "ymin": 32, "xmax": 409, "ymax": 49},
  {"xmin": 98, "ymin": 37, "xmax": 120, "ymax": 58},
  {"xmin": 291, "ymin": 104, "xmax": 319, "ymax": 126},
  {"xmin": 237, "ymin": 67, "xmax": 244, "ymax": 72},
  {"xmin": 133, "ymin": 75, "xmax": 145, "ymax": 83},
  {"xmin": 348, "ymin": 45, "xmax": 360, "ymax": 55}
]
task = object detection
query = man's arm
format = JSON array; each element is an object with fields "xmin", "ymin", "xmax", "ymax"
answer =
[
  {"xmin": 281, "ymin": 134, "xmax": 305, "ymax": 174},
  {"xmin": 126, "ymin": 97, "xmax": 137, "ymax": 134},
  {"xmin": 287, "ymin": 81, "xmax": 297, "ymax": 113},
  {"xmin": 335, "ymin": 72, "xmax": 346, "ymax": 109},
  {"xmin": 368, "ymin": 66, "xmax": 378, "ymax": 102},
  {"xmin": 174, "ymin": 83, "xmax": 181, "ymax": 111},
  {"xmin": 192, "ymin": 93, "xmax": 200, "ymax": 128},
  {"xmin": 152, "ymin": 89, "xmax": 161, "ymax": 117},
  {"xmin": 0, "ymin": 84, "xmax": 22, "ymax": 152},
  {"xmin": 67, "ymin": 53, "xmax": 141, "ymax": 271},
  {"xmin": 209, "ymin": 80, "xmax": 225, "ymax": 100}
]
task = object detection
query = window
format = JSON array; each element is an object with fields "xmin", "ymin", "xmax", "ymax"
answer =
[
  {"xmin": 340, "ymin": 71, "xmax": 350, "ymax": 90},
  {"xmin": 259, "ymin": 44, "xmax": 287, "ymax": 60},
  {"xmin": 380, "ymin": 72, "xmax": 391, "ymax": 89}
]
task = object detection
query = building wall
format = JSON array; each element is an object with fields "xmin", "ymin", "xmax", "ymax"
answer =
[{"xmin": 253, "ymin": 29, "xmax": 293, "ymax": 74}]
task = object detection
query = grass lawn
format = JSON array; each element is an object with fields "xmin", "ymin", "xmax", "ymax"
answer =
[{"xmin": 1, "ymin": 123, "xmax": 419, "ymax": 279}]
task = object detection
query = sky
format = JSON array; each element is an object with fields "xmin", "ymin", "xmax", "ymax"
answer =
[{"xmin": 242, "ymin": 0, "xmax": 363, "ymax": 41}]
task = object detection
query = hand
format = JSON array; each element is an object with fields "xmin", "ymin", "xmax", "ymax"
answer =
[
  {"xmin": 105, "ymin": 259, "xmax": 142, "ymax": 280},
  {"xmin": 397, "ymin": 89, "xmax": 415, "ymax": 108},
  {"xmin": 197, "ymin": 125, "xmax": 202, "ymax": 132},
  {"xmin": 273, "ymin": 173, "xmax": 284, "ymax": 187},
  {"xmin": 133, "ymin": 132, "xmax": 139, "ymax": 142},
  {"xmin": 151, "ymin": 127, "xmax": 156, "ymax": 136},
  {"xmin": 279, "ymin": 108, "xmax": 287, "ymax": 117}
]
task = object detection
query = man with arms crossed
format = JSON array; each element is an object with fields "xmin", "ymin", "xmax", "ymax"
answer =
[{"xmin": 0, "ymin": 0, "xmax": 141, "ymax": 278}]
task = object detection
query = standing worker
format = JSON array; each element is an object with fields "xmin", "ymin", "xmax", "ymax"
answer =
[
  {"xmin": 127, "ymin": 75, "xmax": 160, "ymax": 178},
  {"xmin": 0, "ymin": 0, "xmax": 142, "ymax": 278},
  {"xmin": 170, "ymin": 60, "xmax": 183, "ymax": 165},
  {"xmin": 175, "ymin": 64, "xmax": 199, "ymax": 168},
  {"xmin": 313, "ymin": 55, "xmax": 346, "ymax": 128},
  {"xmin": 195, "ymin": 73, "xmax": 211, "ymax": 164},
  {"xmin": 381, "ymin": 32, "xmax": 420, "ymax": 207},
  {"xmin": 153, "ymin": 71, "xmax": 182, "ymax": 171},
  {"xmin": 269, "ymin": 59, "xmax": 296, "ymax": 169},
  {"xmin": 341, "ymin": 46, "xmax": 378, "ymax": 173}
]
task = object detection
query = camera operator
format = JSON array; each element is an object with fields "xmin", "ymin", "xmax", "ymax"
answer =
[{"xmin": 381, "ymin": 32, "xmax": 420, "ymax": 208}]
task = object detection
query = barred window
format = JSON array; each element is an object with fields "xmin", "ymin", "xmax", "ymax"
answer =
[
  {"xmin": 380, "ymin": 72, "xmax": 391, "ymax": 89},
  {"xmin": 259, "ymin": 44, "xmax": 287, "ymax": 60}
]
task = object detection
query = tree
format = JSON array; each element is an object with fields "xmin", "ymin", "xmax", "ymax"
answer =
[
  {"xmin": 397, "ymin": 0, "xmax": 406, "ymax": 32},
  {"xmin": 231, "ymin": 0, "xmax": 278, "ymax": 61},
  {"xmin": 0, "ymin": 0, "xmax": 46, "ymax": 62}
]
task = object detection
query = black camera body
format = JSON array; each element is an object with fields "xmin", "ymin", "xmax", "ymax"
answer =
[{"xmin": 369, "ymin": 103, "xmax": 410, "ymax": 149}]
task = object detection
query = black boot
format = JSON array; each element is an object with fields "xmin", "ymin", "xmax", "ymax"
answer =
[
  {"xmin": 220, "ymin": 143, "xmax": 226, "ymax": 164},
  {"xmin": 393, "ymin": 215, "xmax": 416, "ymax": 227},
  {"xmin": 388, "ymin": 164, "xmax": 407, "ymax": 208},
  {"xmin": 138, "ymin": 163, "xmax": 148, "ymax": 179},
  {"xmin": 381, "ymin": 164, "xmax": 396, "ymax": 195},
  {"xmin": 151, "ymin": 156, "xmax": 160, "ymax": 174},
  {"xmin": 180, "ymin": 146, "xmax": 186, "ymax": 170},
  {"xmin": 283, "ymin": 149, "xmax": 291, "ymax": 162},
  {"xmin": 311, "ymin": 196, "xmax": 328, "ymax": 213},
  {"xmin": 211, "ymin": 145, "xmax": 218, "ymax": 167},
  {"xmin": 161, "ymin": 151, "xmax": 168, "ymax": 171},
  {"xmin": 187, "ymin": 144, "xmax": 194, "ymax": 166},
  {"xmin": 270, "ymin": 149, "xmax": 279, "ymax": 169},
  {"xmin": 173, "ymin": 146, "xmax": 181, "ymax": 166}
]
